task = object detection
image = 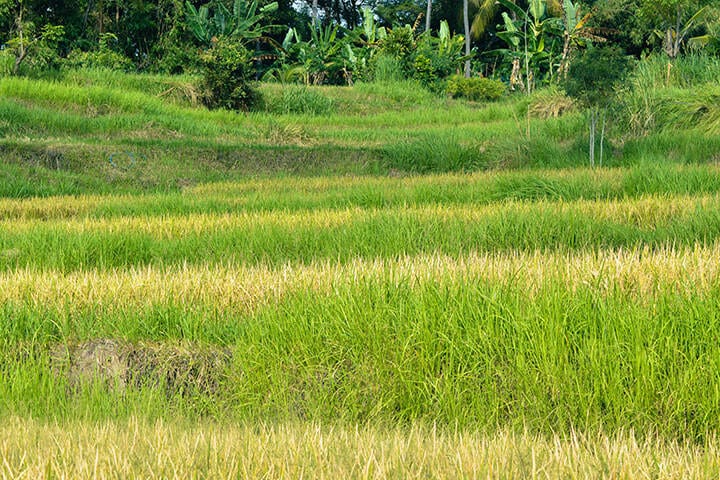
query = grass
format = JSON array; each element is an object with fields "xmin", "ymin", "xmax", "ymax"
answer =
[
  {"xmin": 2, "ymin": 193, "xmax": 720, "ymax": 270},
  {"xmin": 3, "ymin": 418, "xmax": 720, "ymax": 479},
  {"xmin": 0, "ymin": 66, "xmax": 718, "ymax": 198},
  {"xmin": 3, "ymin": 64, "xmax": 720, "ymax": 474},
  {"xmin": 2, "ymin": 163, "xmax": 720, "ymax": 218},
  {"xmin": 3, "ymin": 246, "xmax": 720, "ymax": 437}
]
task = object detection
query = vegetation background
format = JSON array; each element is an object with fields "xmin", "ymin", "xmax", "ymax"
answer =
[{"xmin": 1, "ymin": 0, "xmax": 720, "ymax": 477}]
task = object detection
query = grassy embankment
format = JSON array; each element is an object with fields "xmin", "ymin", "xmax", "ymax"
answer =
[
  {"xmin": 0, "ymin": 54, "xmax": 719, "ymax": 197},
  {"xmin": 1, "ymin": 59, "xmax": 720, "ymax": 477}
]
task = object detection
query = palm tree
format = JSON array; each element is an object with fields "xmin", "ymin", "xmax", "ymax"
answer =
[{"xmin": 470, "ymin": 0, "xmax": 499, "ymax": 40}]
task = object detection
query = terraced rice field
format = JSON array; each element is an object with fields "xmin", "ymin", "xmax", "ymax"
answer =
[{"xmin": 3, "ymin": 164, "xmax": 720, "ymax": 477}]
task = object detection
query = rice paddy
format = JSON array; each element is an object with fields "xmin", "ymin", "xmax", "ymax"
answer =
[{"xmin": 3, "ymin": 72, "xmax": 720, "ymax": 477}]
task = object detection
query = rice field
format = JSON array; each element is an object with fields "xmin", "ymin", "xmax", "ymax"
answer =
[{"xmin": 2, "ymin": 161, "xmax": 720, "ymax": 477}]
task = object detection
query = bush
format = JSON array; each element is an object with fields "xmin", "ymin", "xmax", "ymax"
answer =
[
  {"xmin": 200, "ymin": 38, "xmax": 261, "ymax": 111},
  {"xmin": 564, "ymin": 46, "xmax": 633, "ymax": 109},
  {"xmin": 446, "ymin": 75, "xmax": 506, "ymax": 101},
  {"xmin": 66, "ymin": 34, "xmax": 134, "ymax": 72}
]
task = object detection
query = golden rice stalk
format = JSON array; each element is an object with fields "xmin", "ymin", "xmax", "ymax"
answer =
[{"xmin": 0, "ymin": 417, "xmax": 718, "ymax": 479}]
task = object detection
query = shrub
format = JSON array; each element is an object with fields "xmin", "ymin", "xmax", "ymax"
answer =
[
  {"xmin": 446, "ymin": 75, "xmax": 506, "ymax": 101},
  {"xmin": 378, "ymin": 26, "xmax": 416, "ymax": 60},
  {"xmin": 529, "ymin": 87, "xmax": 576, "ymax": 118},
  {"xmin": 66, "ymin": 34, "xmax": 134, "ymax": 72},
  {"xmin": 200, "ymin": 38, "xmax": 261, "ymax": 111}
]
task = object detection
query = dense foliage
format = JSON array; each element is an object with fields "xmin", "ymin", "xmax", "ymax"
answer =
[
  {"xmin": 0, "ymin": 0, "xmax": 717, "ymax": 113},
  {"xmin": 200, "ymin": 37, "xmax": 261, "ymax": 110}
]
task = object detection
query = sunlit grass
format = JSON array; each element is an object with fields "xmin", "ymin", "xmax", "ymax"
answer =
[{"xmin": 2, "ymin": 418, "xmax": 720, "ymax": 479}]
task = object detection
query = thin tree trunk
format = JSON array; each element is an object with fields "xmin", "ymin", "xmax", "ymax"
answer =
[
  {"xmin": 599, "ymin": 109, "xmax": 607, "ymax": 167},
  {"xmin": 12, "ymin": 4, "xmax": 25, "ymax": 75},
  {"xmin": 98, "ymin": 0, "xmax": 104, "ymax": 34},
  {"xmin": 589, "ymin": 109, "xmax": 596, "ymax": 168},
  {"xmin": 463, "ymin": 0, "xmax": 470, "ymax": 77},
  {"xmin": 312, "ymin": 0, "xmax": 318, "ymax": 26},
  {"xmin": 425, "ymin": 0, "xmax": 432, "ymax": 33},
  {"xmin": 674, "ymin": 3, "xmax": 681, "ymax": 58},
  {"xmin": 524, "ymin": 20, "xmax": 531, "ymax": 93},
  {"xmin": 83, "ymin": 0, "xmax": 95, "ymax": 29}
]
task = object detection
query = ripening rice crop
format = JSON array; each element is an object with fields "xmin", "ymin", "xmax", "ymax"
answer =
[
  {"xmin": 2, "ymin": 417, "xmax": 720, "ymax": 479},
  {"xmin": 2, "ymin": 167, "xmax": 720, "ymax": 462}
]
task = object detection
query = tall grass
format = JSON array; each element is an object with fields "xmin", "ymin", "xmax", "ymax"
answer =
[
  {"xmin": 0, "ymin": 67, "xmax": 717, "ymax": 193},
  {"xmin": 261, "ymin": 85, "xmax": 336, "ymax": 115},
  {"xmin": 621, "ymin": 53, "xmax": 720, "ymax": 135},
  {"xmin": 1, "ymin": 247, "xmax": 720, "ymax": 436},
  {"xmin": 15, "ymin": 164, "xmax": 720, "ymax": 219}
]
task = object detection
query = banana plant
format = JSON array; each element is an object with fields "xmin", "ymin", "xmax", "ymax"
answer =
[
  {"xmin": 653, "ymin": 5, "xmax": 708, "ymax": 58},
  {"xmin": 359, "ymin": 6, "xmax": 386, "ymax": 45},
  {"xmin": 492, "ymin": 0, "xmax": 563, "ymax": 91},
  {"xmin": 279, "ymin": 23, "xmax": 353, "ymax": 85},
  {"xmin": 185, "ymin": 0, "xmax": 279, "ymax": 47},
  {"xmin": 557, "ymin": 0, "xmax": 604, "ymax": 78}
]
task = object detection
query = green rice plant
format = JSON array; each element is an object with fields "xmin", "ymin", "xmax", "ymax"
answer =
[
  {"xmin": 263, "ymin": 85, "xmax": 335, "ymax": 115},
  {"xmin": 0, "ymin": 194, "xmax": 719, "ymax": 270},
  {"xmin": 3, "ymin": 247, "xmax": 720, "ymax": 436},
  {"xmin": 381, "ymin": 131, "xmax": 485, "ymax": 172}
]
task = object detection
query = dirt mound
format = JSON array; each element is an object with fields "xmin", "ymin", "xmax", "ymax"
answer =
[{"xmin": 49, "ymin": 339, "xmax": 232, "ymax": 395}]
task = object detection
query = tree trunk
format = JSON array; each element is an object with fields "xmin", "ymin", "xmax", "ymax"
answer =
[
  {"xmin": 425, "ymin": 0, "xmax": 432, "ymax": 33},
  {"xmin": 312, "ymin": 0, "xmax": 318, "ymax": 26},
  {"xmin": 12, "ymin": 4, "xmax": 25, "ymax": 75},
  {"xmin": 558, "ymin": 0, "xmax": 571, "ymax": 80},
  {"xmin": 599, "ymin": 109, "xmax": 607, "ymax": 167},
  {"xmin": 463, "ymin": 0, "xmax": 470, "ymax": 77},
  {"xmin": 674, "ymin": 3, "xmax": 681, "ymax": 58},
  {"xmin": 98, "ymin": 0, "xmax": 105, "ymax": 34},
  {"xmin": 589, "ymin": 109, "xmax": 596, "ymax": 168}
]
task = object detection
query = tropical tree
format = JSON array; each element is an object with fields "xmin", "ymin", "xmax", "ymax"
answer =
[
  {"xmin": 493, "ymin": 0, "xmax": 564, "ymax": 91},
  {"xmin": 565, "ymin": 45, "xmax": 633, "ymax": 167},
  {"xmin": 425, "ymin": 0, "xmax": 432, "ymax": 33},
  {"xmin": 185, "ymin": 0, "xmax": 279, "ymax": 47},
  {"xmin": 638, "ymin": 0, "xmax": 713, "ymax": 58},
  {"xmin": 1, "ymin": 0, "xmax": 65, "ymax": 75},
  {"xmin": 469, "ymin": 0, "xmax": 561, "ymax": 39},
  {"xmin": 557, "ymin": 0, "xmax": 603, "ymax": 78}
]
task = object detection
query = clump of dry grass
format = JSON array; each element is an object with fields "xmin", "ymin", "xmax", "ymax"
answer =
[
  {"xmin": 0, "ymin": 417, "xmax": 719, "ymax": 479},
  {"xmin": 529, "ymin": 88, "xmax": 576, "ymax": 118},
  {"xmin": 49, "ymin": 339, "xmax": 231, "ymax": 395}
]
